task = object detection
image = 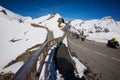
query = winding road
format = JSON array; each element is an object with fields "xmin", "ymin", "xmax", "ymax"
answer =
[{"xmin": 67, "ymin": 32, "xmax": 120, "ymax": 80}]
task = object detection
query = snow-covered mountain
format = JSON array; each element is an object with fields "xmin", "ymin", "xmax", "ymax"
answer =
[
  {"xmin": 70, "ymin": 16, "xmax": 120, "ymax": 43},
  {"xmin": 0, "ymin": 6, "xmax": 64, "ymax": 75},
  {"xmin": 96, "ymin": 16, "xmax": 120, "ymax": 34}
]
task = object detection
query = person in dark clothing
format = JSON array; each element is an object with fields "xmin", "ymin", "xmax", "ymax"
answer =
[
  {"xmin": 79, "ymin": 30, "xmax": 85, "ymax": 41},
  {"xmin": 81, "ymin": 31, "xmax": 84, "ymax": 36}
]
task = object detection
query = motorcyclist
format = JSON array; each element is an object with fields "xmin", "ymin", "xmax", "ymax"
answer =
[
  {"xmin": 79, "ymin": 30, "xmax": 85, "ymax": 41},
  {"xmin": 107, "ymin": 37, "xmax": 119, "ymax": 48}
]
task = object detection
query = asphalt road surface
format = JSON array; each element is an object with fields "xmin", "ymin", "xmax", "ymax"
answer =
[{"xmin": 67, "ymin": 32, "xmax": 120, "ymax": 80}]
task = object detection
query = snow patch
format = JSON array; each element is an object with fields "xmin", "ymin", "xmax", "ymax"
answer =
[
  {"xmin": 63, "ymin": 36, "xmax": 68, "ymax": 47},
  {"xmin": 1, "ymin": 62, "xmax": 24, "ymax": 73},
  {"xmin": 72, "ymin": 57, "xmax": 87, "ymax": 78}
]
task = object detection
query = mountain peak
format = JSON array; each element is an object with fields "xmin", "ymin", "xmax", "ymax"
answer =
[
  {"xmin": 97, "ymin": 16, "xmax": 118, "ymax": 26},
  {"xmin": 103, "ymin": 16, "xmax": 112, "ymax": 20},
  {"xmin": 53, "ymin": 13, "xmax": 61, "ymax": 18}
]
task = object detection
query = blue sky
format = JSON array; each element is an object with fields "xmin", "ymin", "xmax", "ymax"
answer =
[{"xmin": 0, "ymin": 0, "xmax": 120, "ymax": 21}]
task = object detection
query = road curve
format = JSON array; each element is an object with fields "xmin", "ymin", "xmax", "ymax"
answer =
[{"xmin": 67, "ymin": 32, "xmax": 120, "ymax": 80}]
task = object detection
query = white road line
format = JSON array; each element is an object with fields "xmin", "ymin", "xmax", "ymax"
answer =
[
  {"xmin": 111, "ymin": 57, "xmax": 120, "ymax": 62},
  {"xmin": 69, "ymin": 39, "xmax": 120, "ymax": 63},
  {"xmin": 92, "ymin": 51, "xmax": 109, "ymax": 57}
]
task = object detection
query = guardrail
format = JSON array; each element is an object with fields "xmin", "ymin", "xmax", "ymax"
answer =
[{"xmin": 12, "ymin": 34, "xmax": 66, "ymax": 80}]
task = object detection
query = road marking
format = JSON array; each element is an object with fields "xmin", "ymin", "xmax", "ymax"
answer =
[
  {"xmin": 69, "ymin": 38, "xmax": 120, "ymax": 63},
  {"xmin": 92, "ymin": 51, "xmax": 109, "ymax": 57},
  {"xmin": 111, "ymin": 57, "xmax": 120, "ymax": 62}
]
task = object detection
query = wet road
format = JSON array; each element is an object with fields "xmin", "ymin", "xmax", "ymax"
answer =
[{"xmin": 67, "ymin": 32, "xmax": 120, "ymax": 80}]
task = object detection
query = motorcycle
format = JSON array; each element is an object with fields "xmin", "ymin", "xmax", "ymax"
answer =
[{"xmin": 106, "ymin": 40, "xmax": 119, "ymax": 48}]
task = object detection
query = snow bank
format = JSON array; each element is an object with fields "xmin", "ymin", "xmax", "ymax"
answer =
[
  {"xmin": 72, "ymin": 57, "xmax": 87, "ymax": 78},
  {"xmin": 63, "ymin": 36, "xmax": 68, "ymax": 47}
]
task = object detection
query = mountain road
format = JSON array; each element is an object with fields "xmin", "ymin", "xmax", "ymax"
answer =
[{"xmin": 67, "ymin": 32, "xmax": 120, "ymax": 80}]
